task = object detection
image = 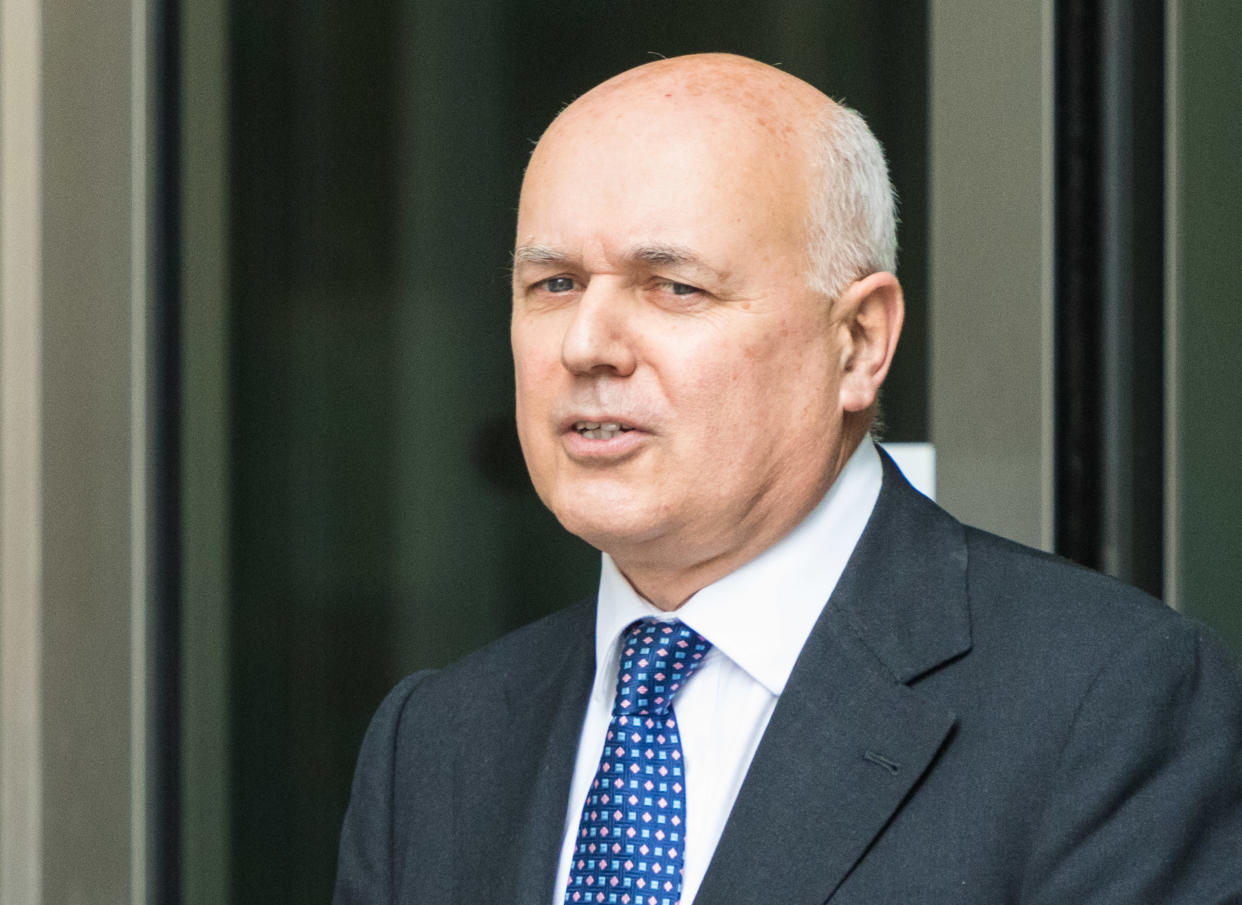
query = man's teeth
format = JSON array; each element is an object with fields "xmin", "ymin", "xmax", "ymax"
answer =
[{"xmin": 575, "ymin": 421, "xmax": 633, "ymax": 440}]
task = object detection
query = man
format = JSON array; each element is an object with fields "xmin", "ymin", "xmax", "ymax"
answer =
[{"xmin": 335, "ymin": 54, "xmax": 1242, "ymax": 904}]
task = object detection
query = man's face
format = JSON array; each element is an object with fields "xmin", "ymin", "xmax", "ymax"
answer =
[{"xmin": 511, "ymin": 95, "xmax": 853, "ymax": 587}]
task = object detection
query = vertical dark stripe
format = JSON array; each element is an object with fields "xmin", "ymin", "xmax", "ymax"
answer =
[
  {"xmin": 1055, "ymin": 0, "xmax": 1103, "ymax": 571},
  {"xmin": 1100, "ymin": 0, "xmax": 1165, "ymax": 596},
  {"xmin": 1055, "ymin": 0, "xmax": 1165, "ymax": 597},
  {"xmin": 150, "ymin": 0, "xmax": 183, "ymax": 899}
]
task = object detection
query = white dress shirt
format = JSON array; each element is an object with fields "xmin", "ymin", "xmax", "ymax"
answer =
[{"xmin": 552, "ymin": 439, "xmax": 883, "ymax": 905}]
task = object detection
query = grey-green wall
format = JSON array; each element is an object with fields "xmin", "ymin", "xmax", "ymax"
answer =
[{"xmin": 1173, "ymin": 1, "xmax": 1242, "ymax": 654}]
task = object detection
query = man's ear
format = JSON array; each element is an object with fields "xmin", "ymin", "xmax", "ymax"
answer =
[{"xmin": 835, "ymin": 271, "xmax": 904, "ymax": 413}]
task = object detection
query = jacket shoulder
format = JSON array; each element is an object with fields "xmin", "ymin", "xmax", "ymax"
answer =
[
  {"xmin": 955, "ymin": 523, "xmax": 1241, "ymax": 724},
  {"xmin": 962, "ymin": 524, "xmax": 1174, "ymax": 634}
]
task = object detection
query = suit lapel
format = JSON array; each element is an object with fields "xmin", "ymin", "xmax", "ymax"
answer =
[
  {"xmin": 450, "ymin": 599, "xmax": 597, "ymax": 903},
  {"xmin": 694, "ymin": 453, "xmax": 972, "ymax": 904},
  {"xmin": 508, "ymin": 601, "xmax": 596, "ymax": 904}
]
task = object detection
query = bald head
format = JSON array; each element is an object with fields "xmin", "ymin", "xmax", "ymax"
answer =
[
  {"xmin": 526, "ymin": 53, "xmax": 897, "ymax": 300},
  {"xmin": 548, "ymin": 53, "xmax": 830, "ymax": 143}
]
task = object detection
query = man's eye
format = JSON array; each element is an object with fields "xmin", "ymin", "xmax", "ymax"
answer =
[
  {"xmin": 540, "ymin": 276, "xmax": 577, "ymax": 293},
  {"xmin": 657, "ymin": 280, "xmax": 701, "ymax": 296}
]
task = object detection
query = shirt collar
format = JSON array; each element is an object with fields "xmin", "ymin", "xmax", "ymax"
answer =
[{"xmin": 595, "ymin": 438, "xmax": 883, "ymax": 697}]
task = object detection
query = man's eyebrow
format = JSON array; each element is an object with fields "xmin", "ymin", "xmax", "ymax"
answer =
[
  {"xmin": 511, "ymin": 242, "xmax": 728, "ymax": 282},
  {"xmin": 512, "ymin": 244, "xmax": 568, "ymax": 268},
  {"xmin": 629, "ymin": 244, "xmax": 723, "ymax": 280}
]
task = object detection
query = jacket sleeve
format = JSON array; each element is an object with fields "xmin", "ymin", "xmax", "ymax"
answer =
[
  {"xmin": 333, "ymin": 671, "xmax": 434, "ymax": 905},
  {"xmin": 1020, "ymin": 619, "xmax": 1242, "ymax": 903}
]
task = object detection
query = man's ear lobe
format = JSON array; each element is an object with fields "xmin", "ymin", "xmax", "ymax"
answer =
[{"xmin": 837, "ymin": 271, "xmax": 904, "ymax": 413}]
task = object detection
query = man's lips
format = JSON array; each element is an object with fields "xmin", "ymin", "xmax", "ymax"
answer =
[
  {"xmin": 570, "ymin": 419, "xmax": 634, "ymax": 441},
  {"xmin": 558, "ymin": 415, "xmax": 648, "ymax": 459},
  {"xmin": 557, "ymin": 413, "xmax": 645, "ymax": 434}
]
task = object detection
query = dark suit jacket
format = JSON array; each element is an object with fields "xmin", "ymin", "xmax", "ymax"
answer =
[{"xmin": 334, "ymin": 454, "xmax": 1242, "ymax": 904}]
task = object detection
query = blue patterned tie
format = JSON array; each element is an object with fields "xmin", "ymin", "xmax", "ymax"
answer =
[{"xmin": 565, "ymin": 619, "xmax": 713, "ymax": 905}]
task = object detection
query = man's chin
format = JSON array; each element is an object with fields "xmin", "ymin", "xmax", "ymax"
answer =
[{"xmin": 550, "ymin": 499, "xmax": 669, "ymax": 558}]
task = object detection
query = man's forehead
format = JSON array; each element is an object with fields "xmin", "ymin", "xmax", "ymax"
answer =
[
  {"xmin": 520, "ymin": 103, "xmax": 807, "ymax": 221},
  {"xmin": 514, "ymin": 135, "xmax": 812, "ymax": 283},
  {"xmin": 538, "ymin": 103, "xmax": 798, "ymax": 182}
]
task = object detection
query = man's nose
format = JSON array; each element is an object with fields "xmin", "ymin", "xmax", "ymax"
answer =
[{"xmin": 560, "ymin": 281, "xmax": 637, "ymax": 377}]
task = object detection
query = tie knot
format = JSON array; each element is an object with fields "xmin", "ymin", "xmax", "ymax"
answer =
[{"xmin": 613, "ymin": 619, "xmax": 712, "ymax": 717}]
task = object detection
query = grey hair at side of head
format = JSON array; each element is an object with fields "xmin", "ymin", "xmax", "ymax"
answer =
[{"xmin": 804, "ymin": 103, "xmax": 899, "ymax": 299}]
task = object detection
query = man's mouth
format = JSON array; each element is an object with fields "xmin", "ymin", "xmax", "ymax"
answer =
[{"xmin": 573, "ymin": 420, "xmax": 634, "ymax": 440}]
